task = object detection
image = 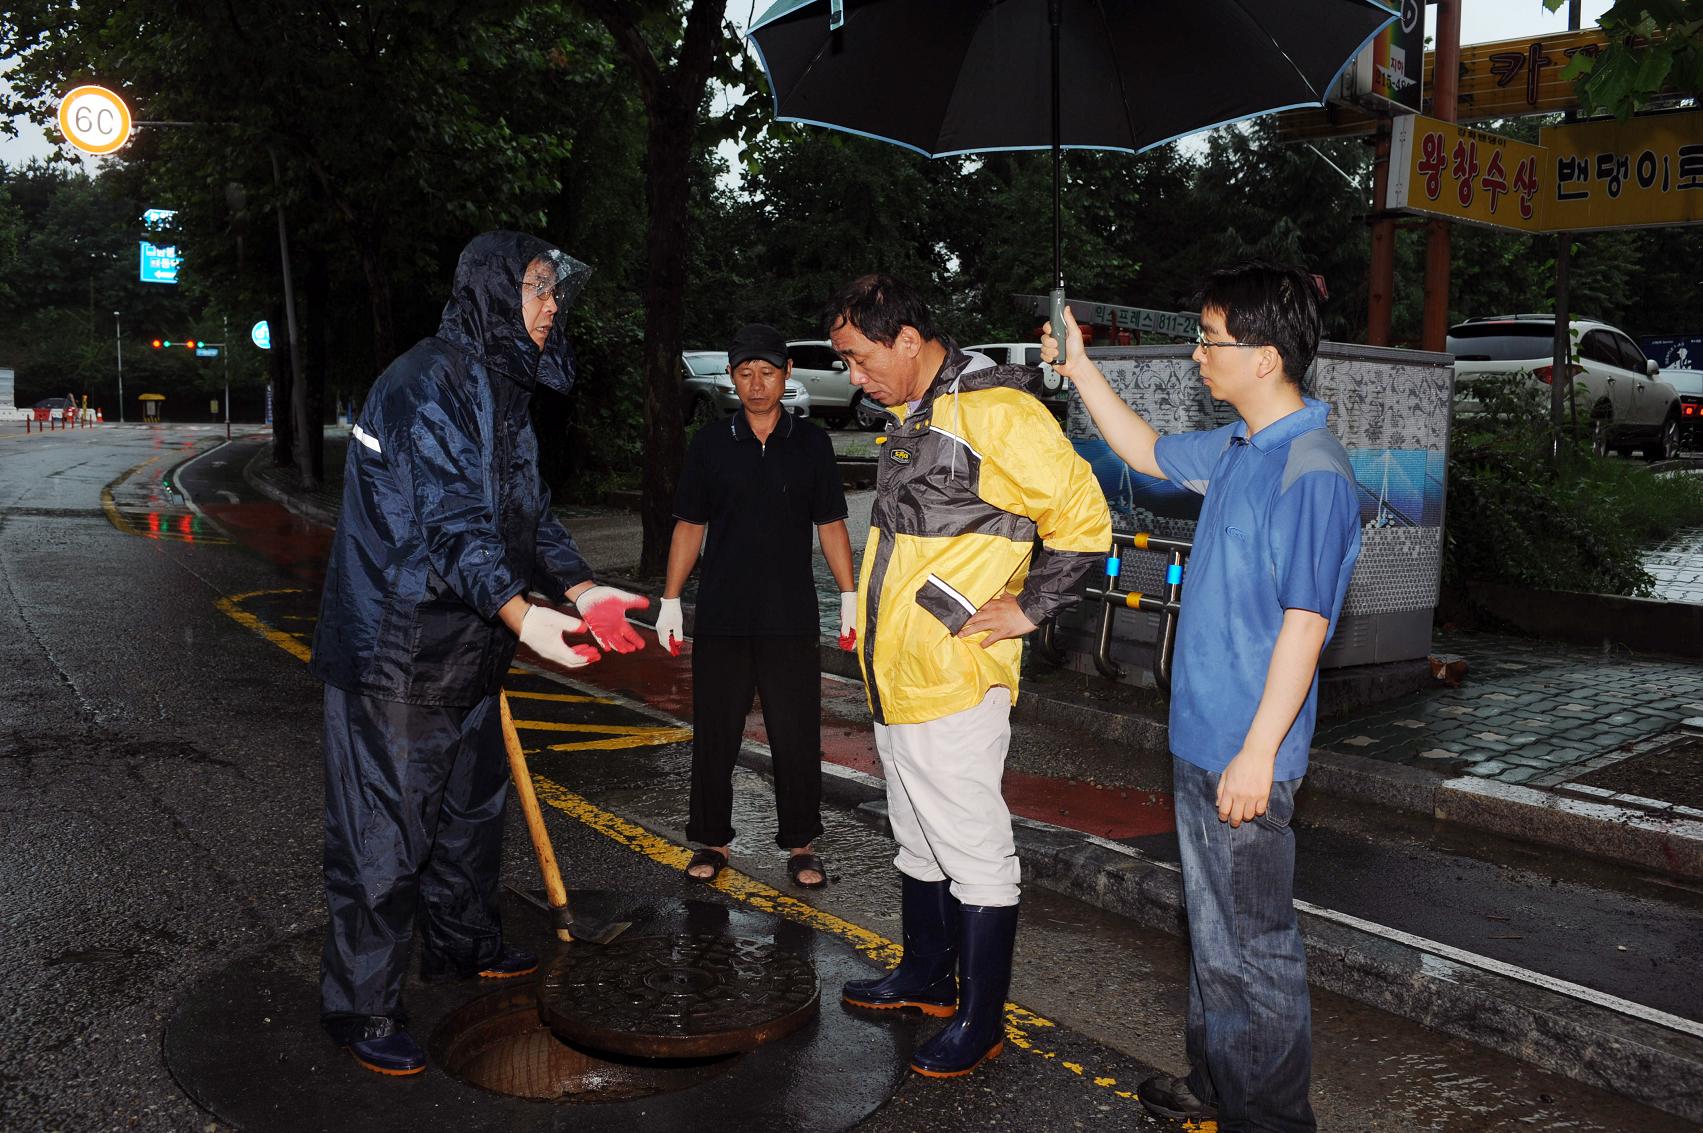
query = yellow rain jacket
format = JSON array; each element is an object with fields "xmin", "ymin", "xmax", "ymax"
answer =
[{"xmin": 856, "ymin": 345, "xmax": 1111, "ymax": 725}]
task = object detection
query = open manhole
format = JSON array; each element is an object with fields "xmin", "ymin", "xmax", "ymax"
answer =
[
  {"xmin": 429, "ymin": 985, "xmax": 739, "ymax": 1102},
  {"xmin": 1572, "ymin": 732, "xmax": 1703, "ymax": 811}
]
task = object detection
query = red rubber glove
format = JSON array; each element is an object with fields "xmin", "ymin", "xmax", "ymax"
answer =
[{"xmin": 575, "ymin": 585, "xmax": 649, "ymax": 653}]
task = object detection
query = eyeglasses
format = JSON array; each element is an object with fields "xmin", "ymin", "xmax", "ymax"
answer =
[
  {"xmin": 521, "ymin": 276, "xmax": 570, "ymax": 304},
  {"xmin": 1195, "ymin": 329, "xmax": 1269, "ymax": 350}
]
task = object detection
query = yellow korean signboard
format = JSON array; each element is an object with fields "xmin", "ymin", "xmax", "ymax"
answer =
[
  {"xmin": 1387, "ymin": 111, "xmax": 1703, "ymax": 233},
  {"xmin": 1540, "ymin": 110, "xmax": 1703, "ymax": 232},
  {"xmin": 1387, "ymin": 115, "xmax": 1548, "ymax": 231}
]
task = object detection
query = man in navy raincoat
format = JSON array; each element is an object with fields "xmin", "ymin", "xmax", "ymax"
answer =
[{"xmin": 310, "ymin": 230, "xmax": 648, "ymax": 1076}]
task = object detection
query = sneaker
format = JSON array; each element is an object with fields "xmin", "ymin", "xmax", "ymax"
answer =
[
  {"xmin": 343, "ymin": 1018, "xmax": 426, "ymax": 1077},
  {"xmin": 1138, "ymin": 1073, "xmax": 1214, "ymax": 1121}
]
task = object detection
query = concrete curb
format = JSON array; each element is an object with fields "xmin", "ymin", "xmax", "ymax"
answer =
[
  {"xmin": 1436, "ymin": 776, "xmax": 1703, "ymax": 880},
  {"xmin": 241, "ymin": 445, "xmax": 341, "ymax": 528}
]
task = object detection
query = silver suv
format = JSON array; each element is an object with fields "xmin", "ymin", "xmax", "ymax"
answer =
[
  {"xmin": 785, "ymin": 340, "xmax": 877, "ymax": 429},
  {"xmin": 1448, "ymin": 315, "xmax": 1682, "ymax": 460},
  {"xmin": 680, "ymin": 351, "xmax": 809, "ymax": 426}
]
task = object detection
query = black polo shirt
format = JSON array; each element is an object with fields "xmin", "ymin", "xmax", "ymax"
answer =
[{"xmin": 674, "ymin": 409, "xmax": 848, "ymax": 636}]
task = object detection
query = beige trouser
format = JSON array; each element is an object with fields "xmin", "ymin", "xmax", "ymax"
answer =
[{"xmin": 873, "ymin": 687, "xmax": 1020, "ymax": 907}]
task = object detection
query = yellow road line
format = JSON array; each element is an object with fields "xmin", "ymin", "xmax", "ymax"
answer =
[
  {"xmin": 513, "ymin": 718, "xmax": 694, "ymax": 752},
  {"xmin": 100, "ymin": 452, "xmax": 227, "ymax": 543},
  {"xmin": 216, "ymin": 590, "xmax": 1175, "ymax": 1119},
  {"xmin": 217, "ymin": 589, "xmax": 312, "ymax": 662},
  {"xmin": 505, "ymin": 688, "xmax": 616, "ymax": 705}
]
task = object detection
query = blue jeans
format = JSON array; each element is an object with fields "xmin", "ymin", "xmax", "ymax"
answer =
[{"xmin": 1173, "ymin": 755, "xmax": 1315, "ymax": 1133}]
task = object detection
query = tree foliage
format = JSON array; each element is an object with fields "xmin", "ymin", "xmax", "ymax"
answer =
[{"xmin": 1544, "ymin": 0, "xmax": 1703, "ymax": 117}]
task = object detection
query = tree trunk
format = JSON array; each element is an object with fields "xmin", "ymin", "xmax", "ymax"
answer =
[
  {"xmin": 637, "ymin": 108, "xmax": 693, "ymax": 576},
  {"xmin": 267, "ymin": 298, "xmax": 295, "ymax": 468},
  {"xmin": 356, "ymin": 224, "xmax": 398, "ymax": 378},
  {"xmin": 303, "ymin": 244, "xmax": 330, "ymax": 480}
]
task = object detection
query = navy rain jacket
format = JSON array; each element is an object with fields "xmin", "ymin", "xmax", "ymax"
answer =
[{"xmin": 310, "ymin": 231, "xmax": 594, "ymax": 706}]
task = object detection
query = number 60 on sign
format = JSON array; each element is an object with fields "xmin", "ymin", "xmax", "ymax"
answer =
[{"xmin": 57, "ymin": 85, "xmax": 132, "ymax": 155}]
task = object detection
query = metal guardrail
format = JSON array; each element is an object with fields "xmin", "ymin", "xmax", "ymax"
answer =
[{"xmin": 1037, "ymin": 531, "xmax": 1192, "ymax": 696}]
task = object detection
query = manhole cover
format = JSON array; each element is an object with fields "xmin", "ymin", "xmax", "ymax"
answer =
[
  {"xmin": 1573, "ymin": 733, "xmax": 1703, "ymax": 811},
  {"xmin": 539, "ymin": 933, "xmax": 818, "ymax": 1058}
]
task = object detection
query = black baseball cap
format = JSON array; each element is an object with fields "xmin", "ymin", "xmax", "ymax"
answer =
[{"xmin": 728, "ymin": 323, "xmax": 789, "ymax": 369}]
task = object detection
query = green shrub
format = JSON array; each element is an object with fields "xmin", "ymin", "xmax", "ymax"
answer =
[{"xmin": 1445, "ymin": 374, "xmax": 1703, "ymax": 597}]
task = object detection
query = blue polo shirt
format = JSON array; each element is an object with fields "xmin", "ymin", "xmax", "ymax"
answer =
[{"xmin": 1154, "ymin": 398, "xmax": 1361, "ymax": 780}]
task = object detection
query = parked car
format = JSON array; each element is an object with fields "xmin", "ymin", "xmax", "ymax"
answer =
[
  {"xmin": 681, "ymin": 350, "xmax": 809, "ymax": 425},
  {"xmin": 964, "ymin": 342, "xmax": 1067, "ymax": 417},
  {"xmin": 1448, "ymin": 315, "xmax": 1682, "ymax": 460},
  {"xmin": 785, "ymin": 340, "xmax": 886, "ymax": 430},
  {"xmin": 1661, "ymin": 368, "xmax": 1703, "ymax": 449}
]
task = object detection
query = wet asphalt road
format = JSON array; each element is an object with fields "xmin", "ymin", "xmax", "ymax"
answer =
[{"xmin": 0, "ymin": 424, "xmax": 1694, "ymax": 1131}]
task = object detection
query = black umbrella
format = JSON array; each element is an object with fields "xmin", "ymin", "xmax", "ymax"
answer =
[{"xmin": 749, "ymin": 0, "xmax": 1396, "ymax": 356}]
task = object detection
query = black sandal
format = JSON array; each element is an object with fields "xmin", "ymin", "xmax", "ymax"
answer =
[
  {"xmin": 787, "ymin": 852, "xmax": 828, "ymax": 890},
  {"xmin": 684, "ymin": 846, "xmax": 728, "ymax": 883}
]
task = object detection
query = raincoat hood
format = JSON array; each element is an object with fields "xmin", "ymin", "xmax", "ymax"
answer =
[{"xmin": 437, "ymin": 230, "xmax": 590, "ymax": 395}]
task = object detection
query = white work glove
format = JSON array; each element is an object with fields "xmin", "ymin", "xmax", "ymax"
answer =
[
  {"xmin": 518, "ymin": 605, "xmax": 601, "ymax": 669},
  {"xmin": 574, "ymin": 584, "xmax": 650, "ymax": 653},
  {"xmin": 656, "ymin": 597, "xmax": 685, "ymax": 656},
  {"xmin": 838, "ymin": 592, "xmax": 858, "ymax": 652}
]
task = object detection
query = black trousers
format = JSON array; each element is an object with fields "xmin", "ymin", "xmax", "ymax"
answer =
[
  {"xmin": 686, "ymin": 634, "xmax": 823, "ymax": 850},
  {"xmin": 319, "ymin": 684, "xmax": 508, "ymax": 1041}
]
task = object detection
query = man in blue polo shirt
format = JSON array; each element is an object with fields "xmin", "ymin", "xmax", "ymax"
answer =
[
  {"xmin": 654, "ymin": 323, "xmax": 857, "ymax": 890},
  {"xmin": 1044, "ymin": 262, "xmax": 1360, "ymax": 1132}
]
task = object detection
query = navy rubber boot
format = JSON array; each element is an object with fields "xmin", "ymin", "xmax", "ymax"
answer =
[
  {"xmin": 343, "ymin": 1017, "xmax": 427, "ymax": 1076},
  {"xmin": 909, "ymin": 902, "xmax": 1018, "ymax": 1077},
  {"xmin": 842, "ymin": 875, "xmax": 959, "ymax": 1017}
]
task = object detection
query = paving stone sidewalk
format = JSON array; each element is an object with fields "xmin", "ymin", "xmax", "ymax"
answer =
[
  {"xmin": 1314, "ymin": 629, "xmax": 1703, "ymax": 786},
  {"xmin": 1642, "ymin": 524, "xmax": 1703, "ymax": 604}
]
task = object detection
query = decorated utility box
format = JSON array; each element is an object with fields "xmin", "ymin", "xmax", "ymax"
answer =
[{"xmin": 1051, "ymin": 342, "xmax": 1454, "ymax": 683}]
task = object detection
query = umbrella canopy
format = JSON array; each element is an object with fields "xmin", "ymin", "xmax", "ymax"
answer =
[{"xmin": 749, "ymin": 0, "xmax": 1398, "ymax": 158}]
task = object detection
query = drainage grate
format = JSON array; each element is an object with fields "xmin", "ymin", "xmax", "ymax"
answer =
[{"xmin": 1571, "ymin": 733, "xmax": 1703, "ymax": 811}]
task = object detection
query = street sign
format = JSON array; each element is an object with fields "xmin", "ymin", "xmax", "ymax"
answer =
[
  {"xmin": 56, "ymin": 85, "xmax": 132, "ymax": 155},
  {"xmin": 1279, "ymin": 28, "xmax": 1616, "ymax": 142},
  {"xmin": 251, "ymin": 320, "xmax": 271, "ymax": 350},
  {"xmin": 195, "ymin": 346, "xmax": 219, "ymax": 358},
  {"xmin": 1387, "ymin": 110, "xmax": 1703, "ymax": 234},
  {"xmin": 139, "ymin": 207, "xmax": 180, "ymax": 284},
  {"xmin": 1541, "ymin": 109, "xmax": 1703, "ymax": 233},
  {"xmin": 1013, "ymin": 295, "xmax": 1199, "ymax": 339},
  {"xmin": 1387, "ymin": 114, "xmax": 1548, "ymax": 232},
  {"xmin": 1343, "ymin": 0, "xmax": 1424, "ymax": 114},
  {"xmin": 140, "ymin": 240, "xmax": 181, "ymax": 284}
]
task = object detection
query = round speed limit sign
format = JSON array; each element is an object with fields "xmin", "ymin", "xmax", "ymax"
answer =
[{"xmin": 57, "ymin": 85, "xmax": 132, "ymax": 156}]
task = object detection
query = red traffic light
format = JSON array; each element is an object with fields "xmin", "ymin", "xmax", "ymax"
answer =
[{"xmin": 151, "ymin": 339, "xmax": 163, "ymax": 349}]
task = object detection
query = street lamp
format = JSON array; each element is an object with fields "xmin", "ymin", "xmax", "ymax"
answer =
[{"xmin": 113, "ymin": 310, "xmax": 125, "ymax": 423}]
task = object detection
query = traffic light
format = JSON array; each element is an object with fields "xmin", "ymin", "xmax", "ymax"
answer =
[{"xmin": 151, "ymin": 339, "xmax": 162, "ymax": 348}]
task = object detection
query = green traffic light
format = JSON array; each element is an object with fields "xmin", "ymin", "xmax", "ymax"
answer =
[{"xmin": 163, "ymin": 340, "xmax": 173, "ymax": 347}]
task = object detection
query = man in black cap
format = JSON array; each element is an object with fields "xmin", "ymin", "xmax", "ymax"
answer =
[{"xmin": 654, "ymin": 323, "xmax": 857, "ymax": 889}]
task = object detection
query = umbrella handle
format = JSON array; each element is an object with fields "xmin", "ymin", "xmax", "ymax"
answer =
[{"xmin": 1050, "ymin": 287, "xmax": 1069, "ymax": 366}]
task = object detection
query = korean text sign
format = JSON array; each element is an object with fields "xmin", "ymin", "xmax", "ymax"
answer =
[{"xmin": 1387, "ymin": 115, "xmax": 1547, "ymax": 231}]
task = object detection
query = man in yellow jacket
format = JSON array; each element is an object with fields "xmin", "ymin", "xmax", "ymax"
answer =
[{"xmin": 828, "ymin": 274, "xmax": 1110, "ymax": 1079}]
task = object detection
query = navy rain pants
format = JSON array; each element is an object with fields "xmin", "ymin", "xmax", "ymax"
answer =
[{"xmin": 319, "ymin": 684, "xmax": 509, "ymax": 1042}]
